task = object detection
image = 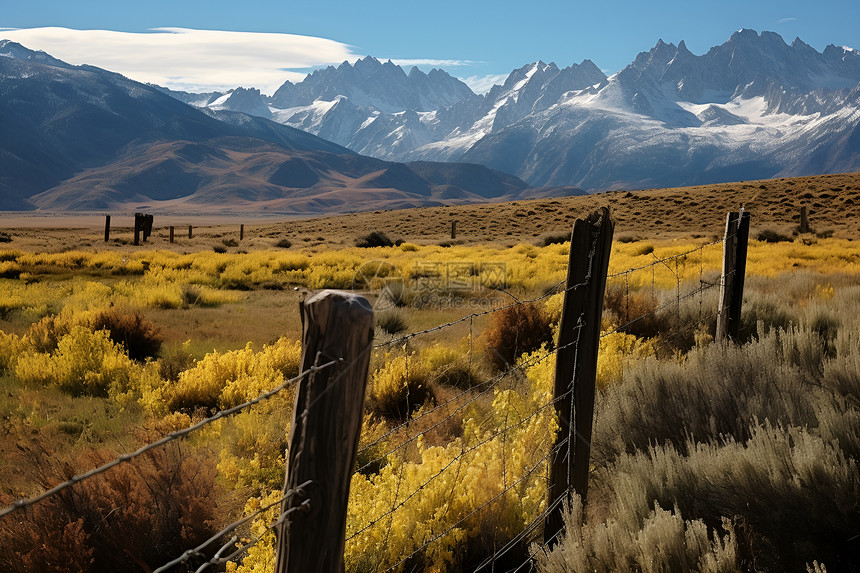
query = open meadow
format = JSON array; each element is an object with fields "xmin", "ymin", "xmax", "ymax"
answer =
[{"xmin": 0, "ymin": 173, "xmax": 859, "ymax": 572}]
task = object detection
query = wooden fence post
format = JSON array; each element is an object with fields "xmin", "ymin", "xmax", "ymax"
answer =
[
  {"xmin": 104, "ymin": 215, "xmax": 111, "ymax": 243},
  {"xmin": 188, "ymin": 225, "xmax": 193, "ymax": 239},
  {"xmin": 545, "ymin": 207, "xmax": 614, "ymax": 546},
  {"xmin": 275, "ymin": 290, "xmax": 374, "ymax": 573},
  {"xmin": 143, "ymin": 215, "xmax": 153, "ymax": 242},
  {"xmin": 800, "ymin": 206, "xmax": 809, "ymax": 234},
  {"xmin": 240, "ymin": 224, "xmax": 244, "ymax": 241},
  {"xmin": 169, "ymin": 226, "xmax": 174, "ymax": 243},
  {"xmin": 716, "ymin": 210, "xmax": 751, "ymax": 342},
  {"xmin": 133, "ymin": 213, "xmax": 142, "ymax": 246},
  {"xmin": 451, "ymin": 220, "xmax": 457, "ymax": 240}
]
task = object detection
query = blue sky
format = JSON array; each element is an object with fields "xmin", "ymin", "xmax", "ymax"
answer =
[{"xmin": 2, "ymin": 0, "xmax": 859, "ymax": 94}]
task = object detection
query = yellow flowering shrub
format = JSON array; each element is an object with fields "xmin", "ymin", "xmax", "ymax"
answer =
[
  {"xmin": 227, "ymin": 490, "xmax": 282, "ymax": 573},
  {"xmin": 344, "ymin": 349, "xmax": 556, "ymax": 571},
  {"xmin": 369, "ymin": 352, "xmax": 433, "ymax": 419},
  {"xmin": 0, "ymin": 330, "xmax": 26, "ymax": 373},
  {"xmin": 596, "ymin": 331, "xmax": 656, "ymax": 390},
  {"xmin": 13, "ymin": 326, "xmax": 162, "ymax": 401},
  {"xmin": 168, "ymin": 338, "xmax": 301, "ymax": 411},
  {"xmin": 217, "ymin": 395, "xmax": 294, "ymax": 491}
]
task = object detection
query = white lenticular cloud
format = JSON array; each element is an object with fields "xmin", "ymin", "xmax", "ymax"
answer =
[
  {"xmin": 0, "ymin": 27, "xmax": 360, "ymax": 94},
  {"xmin": 393, "ymin": 58, "xmax": 479, "ymax": 68},
  {"xmin": 459, "ymin": 74, "xmax": 509, "ymax": 94}
]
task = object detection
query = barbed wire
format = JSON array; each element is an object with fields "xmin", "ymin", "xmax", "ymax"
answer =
[
  {"xmin": 469, "ymin": 487, "xmax": 570, "ymax": 572},
  {"xmin": 373, "ymin": 278, "xmax": 569, "ymax": 349},
  {"xmin": 352, "ymin": 255, "xmax": 730, "ymax": 571},
  {"xmin": 382, "ymin": 438, "xmax": 561, "ymax": 572},
  {"xmin": 346, "ymin": 387, "xmax": 569, "ymax": 544},
  {"xmin": 606, "ymin": 237, "xmax": 723, "ymax": 279},
  {"xmin": 151, "ymin": 480, "xmax": 314, "ymax": 573},
  {"xmin": 0, "ymin": 360, "xmax": 337, "ymax": 519},
  {"xmin": 354, "ymin": 323, "xmax": 585, "ymax": 473},
  {"xmin": 175, "ymin": 498, "xmax": 312, "ymax": 573}
]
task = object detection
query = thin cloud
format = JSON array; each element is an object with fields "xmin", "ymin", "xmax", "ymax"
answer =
[
  {"xmin": 0, "ymin": 27, "xmax": 359, "ymax": 94},
  {"xmin": 777, "ymin": 17, "xmax": 798, "ymax": 24},
  {"xmin": 459, "ymin": 74, "xmax": 509, "ymax": 94},
  {"xmin": 393, "ymin": 58, "xmax": 481, "ymax": 68}
]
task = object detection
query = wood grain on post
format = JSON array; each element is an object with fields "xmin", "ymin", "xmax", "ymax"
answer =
[
  {"xmin": 275, "ymin": 290, "xmax": 374, "ymax": 573},
  {"xmin": 716, "ymin": 211, "xmax": 751, "ymax": 342},
  {"xmin": 800, "ymin": 206, "xmax": 809, "ymax": 234},
  {"xmin": 104, "ymin": 215, "xmax": 110, "ymax": 242},
  {"xmin": 545, "ymin": 207, "xmax": 614, "ymax": 546}
]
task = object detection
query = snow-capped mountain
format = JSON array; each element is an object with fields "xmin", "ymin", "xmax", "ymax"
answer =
[
  {"xmin": 0, "ymin": 40, "xmax": 536, "ymax": 213},
  {"xmin": 174, "ymin": 30, "xmax": 860, "ymax": 190},
  {"xmin": 272, "ymin": 56, "xmax": 474, "ymax": 113}
]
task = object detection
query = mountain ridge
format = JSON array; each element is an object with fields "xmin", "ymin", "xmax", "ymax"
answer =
[
  {"xmin": 0, "ymin": 40, "xmax": 543, "ymax": 213},
  {"xmin": 169, "ymin": 29, "xmax": 860, "ymax": 191}
]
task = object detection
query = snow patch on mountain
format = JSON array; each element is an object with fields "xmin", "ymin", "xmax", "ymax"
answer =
[{"xmin": 156, "ymin": 30, "xmax": 860, "ymax": 190}]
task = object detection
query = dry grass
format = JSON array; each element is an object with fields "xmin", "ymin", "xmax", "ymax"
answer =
[{"xmin": 1, "ymin": 171, "xmax": 859, "ymax": 253}]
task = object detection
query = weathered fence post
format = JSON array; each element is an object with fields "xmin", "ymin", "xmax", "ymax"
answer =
[
  {"xmin": 715, "ymin": 210, "xmax": 751, "ymax": 342},
  {"xmin": 133, "ymin": 213, "xmax": 142, "ymax": 245},
  {"xmin": 800, "ymin": 206, "xmax": 809, "ymax": 234},
  {"xmin": 240, "ymin": 224, "xmax": 244, "ymax": 241},
  {"xmin": 545, "ymin": 207, "xmax": 614, "ymax": 546},
  {"xmin": 275, "ymin": 290, "xmax": 374, "ymax": 573},
  {"xmin": 104, "ymin": 215, "xmax": 111, "ymax": 243},
  {"xmin": 169, "ymin": 226, "xmax": 174, "ymax": 243},
  {"xmin": 143, "ymin": 214, "xmax": 154, "ymax": 242},
  {"xmin": 451, "ymin": 220, "xmax": 457, "ymax": 240},
  {"xmin": 188, "ymin": 225, "xmax": 193, "ymax": 239}
]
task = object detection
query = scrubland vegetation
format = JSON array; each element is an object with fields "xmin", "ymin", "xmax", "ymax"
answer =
[{"xmin": 0, "ymin": 233, "xmax": 858, "ymax": 572}]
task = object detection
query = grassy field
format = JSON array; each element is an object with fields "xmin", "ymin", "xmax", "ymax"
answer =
[{"xmin": 0, "ymin": 173, "xmax": 859, "ymax": 572}]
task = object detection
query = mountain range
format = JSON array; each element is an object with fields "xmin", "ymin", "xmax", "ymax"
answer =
[
  {"xmin": 0, "ymin": 41, "xmax": 539, "ymax": 212},
  {"xmin": 177, "ymin": 29, "xmax": 860, "ymax": 191},
  {"xmin": 2, "ymin": 30, "xmax": 859, "ymax": 213}
]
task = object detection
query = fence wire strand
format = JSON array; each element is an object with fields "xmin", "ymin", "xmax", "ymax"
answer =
[
  {"xmin": 9, "ymin": 218, "xmax": 738, "ymax": 572},
  {"xmin": 0, "ymin": 360, "xmax": 338, "ymax": 519}
]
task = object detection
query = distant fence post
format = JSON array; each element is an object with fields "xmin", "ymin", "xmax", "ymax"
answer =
[
  {"xmin": 104, "ymin": 215, "xmax": 111, "ymax": 242},
  {"xmin": 275, "ymin": 290, "xmax": 374, "ymax": 573},
  {"xmin": 240, "ymin": 224, "xmax": 245, "ymax": 241},
  {"xmin": 169, "ymin": 226, "xmax": 174, "ymax": 243},
  {"xmin": 716, "ymin": 210, "xmax": 751, "ymax": 342},
  {"xmin": 545, "ymin": 207, "xmax": 614, "ymax": 547},
  {"xmin": 800, "ymin": 206, "xmax": 809, "ymax": 234},
  {"xmin": 133, "ymin": 213, "xmax": 142, "ymax": 245},
  {"xmin": 143, "ymin": 215, "xmax": 153, "ymax": 242},
  {"xmin": 188, "ymin": 225, "xmax": 193, "ymax": 239},
  {"xmin": 451, "ymin": 220, "xmax": 457, "ymax": 240}
]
